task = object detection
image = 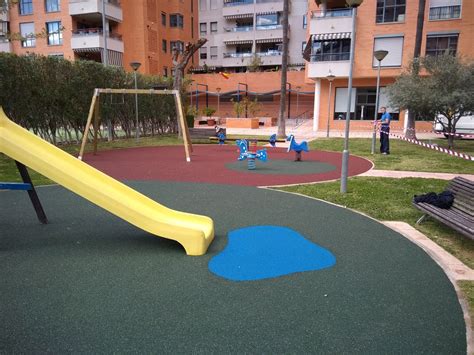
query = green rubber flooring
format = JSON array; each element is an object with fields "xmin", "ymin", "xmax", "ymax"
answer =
[{"xmin": 0, "ymin": 182, "xmax": 466, "ymax": 353}]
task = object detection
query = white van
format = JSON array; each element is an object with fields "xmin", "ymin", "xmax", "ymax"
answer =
[{"xmin": 434, "ymin": 113, "xmax": 474, "ymax": 137}]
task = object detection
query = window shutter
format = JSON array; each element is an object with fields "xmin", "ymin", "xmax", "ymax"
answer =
[
  {"xmin": 373, "ymin": 36, "xmax": 404, "ymax": 67},
  {"xmin": 430, "ymin": 0, "xmax": 461, "ymax": 7}
]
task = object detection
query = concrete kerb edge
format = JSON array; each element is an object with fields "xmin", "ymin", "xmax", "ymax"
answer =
[{"xmin": 264, "ymin": 187, "xmax": 473, "ymax": 354}]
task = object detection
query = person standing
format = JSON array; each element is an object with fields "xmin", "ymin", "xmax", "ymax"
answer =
[{"xmin": 378, "ymin": 106, "xmax": 391, "ymax": 155}]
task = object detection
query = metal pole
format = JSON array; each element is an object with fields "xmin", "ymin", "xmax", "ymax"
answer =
[
  {"xmin": 340, "ymin": 6, "xmax": 357, "ymax": 193},
  {"xmin": 326, "ymin": 80, "xmax": 333, "ymax": 138},
  {"xmin": 287, "ymin": 83, "xmax": 291, "ymax": 120},
  {"xmin": 196, "ymin": 83, "xmax": 199, "ymax": 111},
  {"xmin": 371, "ymin": 59, "xmax": 382, "ymax": 154},
  {"xmin": 134, "ymin": 71, "xmax": 139, "ymax": 141},
  {"xmin": 101, "ymin": 0, "xmax": 108, "ymax": 66}
]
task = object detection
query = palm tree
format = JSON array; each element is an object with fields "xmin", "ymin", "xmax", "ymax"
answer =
[
  {"xmin": 277, "ymin": 0, "xmax": 289, "ymax": 139},
  {"xmin": 405, "ymin": 0, "xmax": 426, "ymax": 139}
]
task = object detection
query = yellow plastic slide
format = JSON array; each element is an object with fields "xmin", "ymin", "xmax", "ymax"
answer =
[{"xmin": 0, "ymin": 108, "xmax": 214, "ymax": 255}]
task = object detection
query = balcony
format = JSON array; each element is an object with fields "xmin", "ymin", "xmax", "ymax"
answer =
[
  {"xmin": 222, "ymin": 51, "xmax": 282, "ymax": 67},
  {"xmin": 0, "ymin": 41, "xmax": 11, "ymax": 53},
  {"xmin": 69, "ymin": 0, "xmax": 122, "ymax": 22},
  {"xmin": 307, "ymin": 60, "xmax": 350, "ymax": 79},
  {"xmin": 223, "ymin": 0, "xmax": 283, "ymax": 18},
  {"xmin": 255, "ymin": 24, "xmax": 284, "ymax": 42},
  {"xmin": 310, "ymin": 8, "xmax": 353, "ymax": 35},
  {"xmin": 71, "ymin": 28, "xmax": 124, "ymax": 53}
]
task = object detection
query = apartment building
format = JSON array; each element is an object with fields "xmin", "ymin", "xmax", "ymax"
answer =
[
  {"xmin": 198, "ymin": 0, "xmax": 308, "ymax": 72},
  {"xmin": 2, "ymin": 0, "xmax": 198, "ymax": 75},
  {"xmin": 306, "ymin": 0, "xmax": 473, "ymax": 132}
]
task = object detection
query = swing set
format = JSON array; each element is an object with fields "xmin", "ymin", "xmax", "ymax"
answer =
[{"xmin": 77, "ymin": 88, "xmax": 193, "ymax": 162}]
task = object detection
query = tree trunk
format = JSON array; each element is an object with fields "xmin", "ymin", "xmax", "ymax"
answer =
[
  {"xmin": 277, "ymin": 0, "xmax": 289, "ymax": 139},
  {"xmin": 406, "ymin": 0, "xmax": 426, "ymax": 139}
]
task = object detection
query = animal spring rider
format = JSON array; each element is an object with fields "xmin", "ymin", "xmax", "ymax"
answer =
[
  {"xmin": 286, "ymin": 135, "xmax": 309, "ymax": 161},
  {"xmin": 236, "ymin": 139, "xmax": 267, "ymax": 170}
]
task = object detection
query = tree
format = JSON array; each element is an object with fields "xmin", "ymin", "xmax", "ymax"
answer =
[
  {"xmin": 387, "ymin": 54, "xmax": 474, "ymax": 149},
  {"xmin": 277, "ymin": 0, "xmax": 289, "ymax": 139},
  {"xmin": 172, "ymin": 39, "xmax": 207, "ymax": 92},
  {"xmin": 405, "ymin": 0, "xmax": 426, "ymax": 139}
]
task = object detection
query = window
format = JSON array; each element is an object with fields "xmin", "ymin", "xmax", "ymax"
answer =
[
  {"xmin": 256, "ymin": 13, "xmax": 280, "ymax": 29},
  {"xmin": 372, "ymin": 36, "xmax": 404, "ymax": 67},
  {"xmin": 200, "ymin": 46, "xmax": 207, "ymax": 60},
  {"xmin": 45, "ymin": 0, "xmax": 60, "ymax": 12},
  {"xmin": 210, "ymin": 46, "xmax": 217, "ymax": 59},
  {"xmin": 19, "ymin": 0, "xmax": 33, "ymax": 15},
  {"xmin": 210, "ymin": 0, "xmax": 218, "ymax": 9},
  {"xmin": 200, "ymin": 22, "xmax": 207, "ymax": 35},
  {"xmin": 162, "ymin": 39, "xmax": 167, "ymax": 53},
  {"xmin": 163, "ymin": 67, "xmax": 168, "ymax": 77},
  {"xmin": 429, "ymin": 0, "xmax": 461, "ymax": 20},
  {"xmin": 20, "ymin": 22, "xmax": 35, "ymax": 47},
  {"xmin": 46, "ymin": 21, "xmax": 62, "ymax": 45},
  {"xmin": 0, "ymin": 21, "xmax": 9, "ymax": 37},
  {"xmin": 311, "ymin": 39, "xmax": 351, "ymax": 62},
  {"xmin": 376, "ymin": 0, "xmax": 406, "ymax": 23},
  {"xmin": 170, "ymin": 40, "xmax": 184, "ymax": 53},
  {"xmin": 210, "ymin": 22, "xmax": 217, "ymax": 33},
  {"xmin": 48, "ymin": 53, "xmax": 64, "ymax": 58},
  {"xmin": 199, "ymin": 0, "xmax": 206, "ymax": 11},
  {"xmin": 301, "ymin": 41, "xmax": 306, "ymax": 54},
  {"xmin": 303, "ymin": 15, "xmax": 307, "ymax": 29},
  {"xmin": 426, "ymin": 33, "xmax": 458, "ymax": 57},
  {"xmin": 161, "ymin": 12, "xmax": 166, "ymax": 26},
  {"xmin": 170, "ymin": 14, "xmax": 183, "ymax": 28}
]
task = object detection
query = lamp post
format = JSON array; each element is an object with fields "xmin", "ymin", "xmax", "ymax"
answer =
[
  {"xmin": 216, "ymin": 87, "xmax": 221, "ymax": 116},
  {"xmin": 340, "ymin": 0, "xmax": 363, "ymax": 194},
  {"xmin": 295, "ymin": 85, "xmax": 301, "ymax": 120},
  {"xmin": 371, "ymin": 49, "xmax": 389, "ymax": 154},
  {"xmin": 326, "ymin": 71, "xmax": 335, "ymax": 138},
  {"xmin": 130, "ymin": 61, "xmax": 141, "ymax": 141}
]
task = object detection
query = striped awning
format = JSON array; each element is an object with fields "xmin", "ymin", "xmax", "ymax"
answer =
[
  {"xmin": 224, "ymin": 39, "xmax": 253, "ymax": 45},
  {"xmin": 72, "ymin": 47, "xmax": 101, "ymax": 53},
  {"xmin": 256, "ymin": 11, "xmax": 278, "ymax": 15},
  {"xmin": 313, "ymin": 32, "xmax": 351, "ymax": 41},
  {"xmin": 224, "ymin": 13, "xmax": 253, "ymax": 19},
  {"xmin": 256, "ymin": 37, "xmax": 283, "ymax": 44}
]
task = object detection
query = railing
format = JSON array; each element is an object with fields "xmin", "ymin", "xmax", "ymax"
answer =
[
  {"xmin": 72, "ymin": 28, "xmax": 123, "ymax": 40},
  {"xmin": 225, "ymin": 26, "xmax": 253, "ymax": 32},
  {"xmin": 312, "ymin": 8, "xmax": 352, "ymax": 18},
  {"xmin": 69, "ymin": 0, "xmax": 121, "ymax": 5},
  {"xmin": 256, "ymin": 0, "xmax": 282, "ymax": 3},
  {"xmin": 256, "ymin": 24, "xmax": 282, "ymax": 30},
  {"xmin": 256, "ymin": 50, "xmax": 282, "ymax": 56},
  {"xmin": 224, "ymin": 0, "xmax": 253, "ymax": 7},
  {"xmin": 310, "ymin": 52, "xmax": 350, "ymax": 62},
  {"xmin": 429, "ymin": 5, "xmax": 461, "ymax": 20},
  {"xmin": 223, "ymin": 52, "xmax": 253, "ymax": 58}
]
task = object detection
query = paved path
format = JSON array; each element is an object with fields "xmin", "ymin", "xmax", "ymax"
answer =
[{"xmin": 360, "ymin": 169, "xmax": 474, "ymax": 181}]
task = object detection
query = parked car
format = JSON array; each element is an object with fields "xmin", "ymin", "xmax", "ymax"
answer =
[{"xmin": 434, "ymin": 113, "xmax": 474, "ymax": 137}]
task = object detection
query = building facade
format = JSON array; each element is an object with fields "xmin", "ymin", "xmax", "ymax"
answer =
[
  {"xmin": 198, "ymin": 0, "xmax": 308, "ymax": 72},
  {"xmin": 1, "ymin": 0, "xmax": 198, "ymax": 75},
  {"xmin": 306, "ymin": 0, "xmax": 473, "ymax": 132}
]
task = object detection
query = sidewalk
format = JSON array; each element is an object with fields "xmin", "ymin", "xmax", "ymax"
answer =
[{"xmin": 360, "ymin": 169, "xmax": 474, "ymax": 181}]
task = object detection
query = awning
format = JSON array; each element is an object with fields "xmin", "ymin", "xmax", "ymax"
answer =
[
  {"xmin": 313, "ymin": 32, "xmax": 351, "ymax": 41},
  {"xmin": 72, "ymin": 47, "xmax": 101, "ymax": 53},
  {"xmin": 224, "ymin": 13, "xmax": 253, "ymax": 19},
  {"xmin": 256, "ymin": 38, "xmax": 283, "ymax": 44},
  {"xmin": 256, "ymin": 11, "xmax": 278, "ymax": 15},
  {"xmin": 224, "ymin": 39, "xmax": 253, "ymax": 45}
]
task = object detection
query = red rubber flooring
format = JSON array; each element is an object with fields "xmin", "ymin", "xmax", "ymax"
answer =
[{"xmin": 83, "ymin": 145, "xmax": 373, "ymax": 186}]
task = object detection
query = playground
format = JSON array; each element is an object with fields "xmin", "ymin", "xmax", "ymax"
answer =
[{"xmin": 0, "ymin": 113, "xmax": 469, "ymax": 353}]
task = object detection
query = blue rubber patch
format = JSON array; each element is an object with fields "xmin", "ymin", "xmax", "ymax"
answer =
[{"xmin": 209, "ymin": 226, "xmax": 336, "ymax": 281}]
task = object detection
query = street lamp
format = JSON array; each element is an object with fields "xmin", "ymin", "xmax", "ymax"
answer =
[
  {"xmin": 340, "ymin": 0, "xmax": 364, "ymax": 194},
  {"xmin": 326, "ymin": 71, "xmax": 336, "ymax": 138},
  {"xmin": 371, "ymin": 49, "xmax": 389, "ymax": 154},
  {"xmin": 130, "ymin": 61, "xmax": 141, "ymax": 141},
  {"xmin": 216, "ymin": 87, "xmax": 221, "ymax": 116}
]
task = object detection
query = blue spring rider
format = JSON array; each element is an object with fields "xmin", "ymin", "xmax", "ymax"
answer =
[
  {"xmin": 286, "ymin": 134, "xmax": 309, "ymax": 161},
  {"xmin": 236, "ymin": 139, "xmax": 267, "ymax": 170}
]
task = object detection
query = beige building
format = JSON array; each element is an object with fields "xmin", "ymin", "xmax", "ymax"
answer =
[{"xmin": 198, "ymin": 0, "xmax": 308, "ymax": 72}]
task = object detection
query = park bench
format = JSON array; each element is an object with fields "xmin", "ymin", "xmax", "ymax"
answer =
[
  {"xmin": 413, "ymin": 176, "xmax": 473, "ymax": 239},
  {"xmin": 188, "ymin": 128, "xmax": 226, "ymax": 141}
]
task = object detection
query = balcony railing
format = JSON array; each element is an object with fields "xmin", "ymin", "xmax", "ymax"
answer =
[
  {"xmin": 223, "ymin": 52, "xmax": 253, "ymax": 58},
  {"xmin": 72, "ymin": 28, "xmax": 122, "ymax": 41},
  {"xmin": 312, "ymin": 8, "xmax": 352, "ymax": 18},
  {"xmin": 310, "ymin": 52, "xmax": 350, "ymax": 62},
  {"xmin": 429, "ymin": 5, "xmax": 461, "ymax": 20},
  {"xmin": 256, "ymin": 24, "xmax": 282, "ymax": 30},
  {"xmin": 224, "ymin": 0, "xmax": 253, "ymax": 7},
  {"xmin": 225, "ymin": 26, "xmax": 253, "ymax": 32},
  {"xmin": 256, "ymin": 50, "xmax": 282, "ymax": 56}
]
